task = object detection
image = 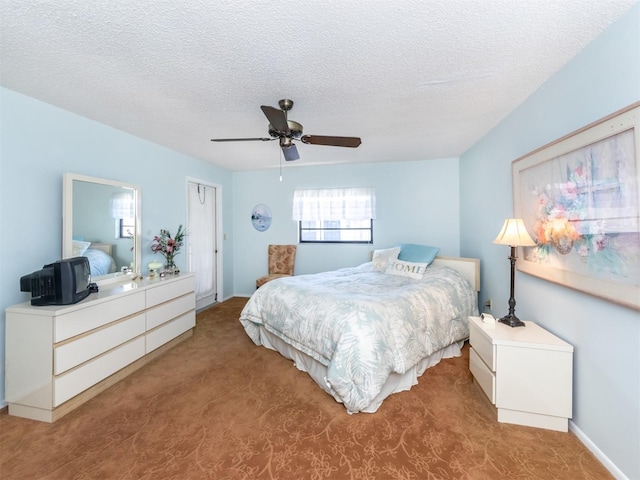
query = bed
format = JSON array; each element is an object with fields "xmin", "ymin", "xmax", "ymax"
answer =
[
  {"xmin": 239, "ymin": 249, "xmax": 480, "ymax": 414},
  {"xmin": 72, "ymin": 240, "xmax": 117, "ymax": 276}
]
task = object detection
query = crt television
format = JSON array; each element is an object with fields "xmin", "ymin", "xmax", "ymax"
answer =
[{"xmin": 20, "ymin": 257, "xmax": 91, "ymax": 306}]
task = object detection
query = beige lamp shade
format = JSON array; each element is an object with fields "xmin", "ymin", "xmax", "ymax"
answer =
[{"xmin": 493, "ymin": 218, "xmax": 536, "ymax": 247}]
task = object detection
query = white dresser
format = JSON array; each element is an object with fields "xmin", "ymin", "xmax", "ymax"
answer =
[
  {"xmin": 468, "ymin": 316, "xmax": 573, "ymax": 432},
  {"xmin": 5, "ymin": 273, "xmax": 196, "ymax": 422}
]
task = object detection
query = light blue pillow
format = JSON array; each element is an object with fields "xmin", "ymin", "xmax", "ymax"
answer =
[{"xmin": 397, "ymin": 243, "xmax": 439, "ymax": 265}]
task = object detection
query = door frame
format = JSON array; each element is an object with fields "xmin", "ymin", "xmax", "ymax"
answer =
[{"xmin": 186, "ymin": 177, "xmax": 223, "ymax": 310}]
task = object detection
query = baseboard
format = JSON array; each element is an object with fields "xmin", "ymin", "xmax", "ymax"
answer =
[
  {"xmin": 569, "ymin": 420, "xmax": 628, "ymax": 480},
  {"xmin": 222, "ymin": 294, "xmax": 243, "ymax": 301}
]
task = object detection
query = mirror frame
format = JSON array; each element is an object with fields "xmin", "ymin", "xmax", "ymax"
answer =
[{"xmin": 62, "ymin": 173, "xmax": 142, "ymax": 285}]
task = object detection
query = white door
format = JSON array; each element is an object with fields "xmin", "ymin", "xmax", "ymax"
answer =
[{"xmin": 187, "ymin": 179, "xmax": 219, "ymax": 310}]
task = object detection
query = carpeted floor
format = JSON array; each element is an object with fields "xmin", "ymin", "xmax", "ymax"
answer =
[{"xmin": 0, "ymin": 297, "xmax": 612, "ymax": 479}]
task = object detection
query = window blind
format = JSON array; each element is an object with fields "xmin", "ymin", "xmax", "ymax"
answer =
[{"xmin": 292, "ymin": 187, "xmax": 376, "ymax": 221}]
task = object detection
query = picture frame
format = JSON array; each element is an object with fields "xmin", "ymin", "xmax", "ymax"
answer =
[{"xmin": 512, "ymin": 102, "xmax": 640, "ymax": 310}]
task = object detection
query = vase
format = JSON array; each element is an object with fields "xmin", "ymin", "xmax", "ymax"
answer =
[{"xmin": 165, "ymin": 257, "xmax": 176, "ymax": 274}]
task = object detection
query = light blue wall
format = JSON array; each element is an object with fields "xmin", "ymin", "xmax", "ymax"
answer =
[
  {"xmin": 232, "ymin": 158, "xmax": 461, "ymax": 295},
  {"xmin": 0, "ymin": 87, "xmax": 235, "ymax": 405},
  {"xmin": 460, "ymin": 5, "xmax": 640, "ymax": 479}
]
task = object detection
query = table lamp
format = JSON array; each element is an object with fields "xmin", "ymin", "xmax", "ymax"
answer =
[{"xmin": 493, "ymin": 218, "xmax": 536, "ymax": 327}]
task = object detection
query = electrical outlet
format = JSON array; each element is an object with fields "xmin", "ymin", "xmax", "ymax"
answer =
[{"xmin": 483, "ymin": 298, "xmax": 492, "ymax": 310}]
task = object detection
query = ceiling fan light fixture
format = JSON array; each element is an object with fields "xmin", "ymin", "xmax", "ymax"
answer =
[{"xmin": 269, "ymin": 120, "xmax": 302, "ymax": 139}]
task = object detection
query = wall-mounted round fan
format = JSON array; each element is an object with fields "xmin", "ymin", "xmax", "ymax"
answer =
[{"xmin": 211, "ymin": 99, "xmax": 361, "ymax": 161}]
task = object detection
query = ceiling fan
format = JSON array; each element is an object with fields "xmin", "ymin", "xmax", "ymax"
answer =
[{"xmin": 211, "ymin": 99, "xmax": 362, "ymax": 161}]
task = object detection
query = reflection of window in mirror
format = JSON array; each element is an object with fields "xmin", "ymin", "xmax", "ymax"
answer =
[
  {"xmin": 110, "ymin": 189, "xmax": 135, "ymax": 239},
  {"xmin": 118, "ymin": 218, "xmax": 135, "ymax": 238}
]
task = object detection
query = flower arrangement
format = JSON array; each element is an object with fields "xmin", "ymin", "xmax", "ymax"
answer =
[
  {"xmin": 151, "ymin": 225, "xmax": 185, "ymax": 270},
  {"xmin": 533, "ymin": 215, "xmax": 581, "ymax": 255}
]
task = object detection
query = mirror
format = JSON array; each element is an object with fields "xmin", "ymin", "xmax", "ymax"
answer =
[{"xmin": 63, "ymin": 173, "xmax": 141, "ymax": 285}]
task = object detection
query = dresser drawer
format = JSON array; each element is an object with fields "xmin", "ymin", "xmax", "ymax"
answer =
[
  {"xmin": 54, "ymin": 314, "xmax": 146, "ymax": 375},
  {"xmin": 146, "ymin": 276, "xmax": 196, "ymax": 308},
  {"xmin": 54, "ymin": 292, "xmax": 146, "ymax": 342},
  {"xmin": 469, "ymin": 320, "xmax": 496, "ymax": 371},
  {"xmin": 54, "ymin": 337, "xmax": 145, "ymax": 406},
  {"xmin": 470, "ymin": 347, "xmax": 495, "ymax": 404},
  {"xmin": 146, "ymin": 311, "xmax": 195, "ymax": 353},
  {"xmin": 146, "ymin": 293, "xmax": 195, "ymax": 330}
]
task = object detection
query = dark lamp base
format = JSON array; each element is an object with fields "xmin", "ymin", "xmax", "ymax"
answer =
[{"xmin": 499, "ymin": 314, "xmax": 526, "ymax": 328}]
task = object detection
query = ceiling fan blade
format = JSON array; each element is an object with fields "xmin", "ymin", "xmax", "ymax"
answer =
[
  {"xmin": 261, "ymin": 106, "xmax": 290, "ymax": 134},
  {"xmin": 211, "ymin": 137, "xmax": 273, "ymax": 142},
  {"xmin": 282, "ymin": 144, "xmax": 299, "ymax": 161},
  {"xmin": 301, "ymin": 135, "xmax": 362, "ymax": 148}
]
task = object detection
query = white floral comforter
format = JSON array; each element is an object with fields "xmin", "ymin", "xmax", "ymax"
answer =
[{"xmin": 239, "ymin": 262, "xmax": 478, "ymax": 413}]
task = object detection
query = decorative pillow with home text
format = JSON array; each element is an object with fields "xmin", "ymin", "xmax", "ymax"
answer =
[{"xmin": 385, "ymin": 259, "xmax": 429, "ymax": 279}]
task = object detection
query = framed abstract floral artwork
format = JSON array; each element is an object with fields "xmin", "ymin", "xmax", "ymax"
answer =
[{"xmin": 512, "ymin": 102, "xmax": 640, "ymax": 310}]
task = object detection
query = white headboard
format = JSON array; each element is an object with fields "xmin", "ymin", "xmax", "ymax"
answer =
[
  {"xmin": 431, "ymin": 256, "xmax": 480, "ymax": 292},
  {"xmin": 368, "ymin": 250, "xmax": 480, "ymax": 291},
  {"xmin": 89, "ymin": 242, "xmax": 113, "ymax": 256}
]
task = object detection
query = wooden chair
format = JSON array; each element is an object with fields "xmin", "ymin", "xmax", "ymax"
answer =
[{"xmin": 256, "ymin": 244, "xmax": 297, "ymax": 288}]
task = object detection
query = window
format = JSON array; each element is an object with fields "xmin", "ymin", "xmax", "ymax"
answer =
[
  {"xmin": 299, "ymin": 219, "xmax": 373, "ymax": 243},
  {"xmin": 119, "ymin": 217, "xmax": 135, "ymax": 238},
  {"xmin": 293, "ymin": 187, "xmax": 375, "ymax": 244},
  {"xmin": 110, "ymin": 189, "xmax": 135, "ymax": 238}
]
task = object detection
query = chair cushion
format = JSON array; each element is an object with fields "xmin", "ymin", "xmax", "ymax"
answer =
[{"xmin": 256, "ymin": 273, "xmax": 292, "ymax": 288}]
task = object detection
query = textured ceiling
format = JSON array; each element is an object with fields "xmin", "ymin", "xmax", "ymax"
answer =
[{"xmin": 1, "ymin": 0, "xmax": 636, "ymax": 171}]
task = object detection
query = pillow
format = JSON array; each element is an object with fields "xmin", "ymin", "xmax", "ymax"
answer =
[
  {"xmin": 397, "ymin": 243, "xmax": 439, "ymax": 265},
  {"xmin": 72, "ymin": 240, "xmax": 91, "ymax": 257},
  {"xmin": 385, "ymin": 259, "xmax": 429, "ymax": 279},
  {"xmin": 371, "ymin": 247, "xmax": 401, "ymax": 271}
]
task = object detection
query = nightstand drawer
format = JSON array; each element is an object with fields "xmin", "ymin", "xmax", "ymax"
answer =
[
  {"xmin": 469, "ymin": 319, "xmax": 496, "ymax": 370},
  {"xmin": 470, "ymin": 347, "xmax": 495, "ymax": 403}
]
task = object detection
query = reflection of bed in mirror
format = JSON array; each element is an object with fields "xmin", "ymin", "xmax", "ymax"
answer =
[
  {"xmin": 73, "ymin": 240, "xmax": 117, "ymax": 276},
  {"xmin": 86, "ymin": 242, "xmax": 117, "ymax": 276},
  {"xmin": 63, "ymin": 173, "xmax": 141, "ymax": 284}
]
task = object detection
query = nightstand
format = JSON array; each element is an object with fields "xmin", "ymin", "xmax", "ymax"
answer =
[{"xmin": 468, "ymin": 316, "xmax": 573, "ymax": 432}]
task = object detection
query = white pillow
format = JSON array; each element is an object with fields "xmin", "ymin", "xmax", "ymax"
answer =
[
  {"xmin": 371, "ymin": 247, "xmax": 401, "ymax": 271},
  {"xmin": 72, "ymin": 240, "xmax": 91, "ymax": 257},
  {"xmin": 385, "ymin": 259, "xmax": 429, "ymax": 279}
]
